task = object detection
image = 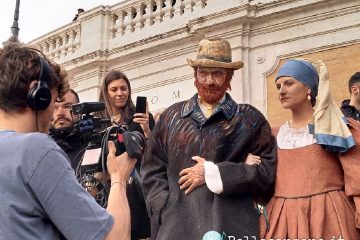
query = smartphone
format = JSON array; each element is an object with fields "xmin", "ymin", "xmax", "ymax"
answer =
[{"xmin": 136, "ymin": 96, "xmax": 147, "ymax": 113}]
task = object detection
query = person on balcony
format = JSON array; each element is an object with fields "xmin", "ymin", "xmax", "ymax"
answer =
[{"xmin": 72, "ymin": 8, "xmax": 85, "ymax": 21}]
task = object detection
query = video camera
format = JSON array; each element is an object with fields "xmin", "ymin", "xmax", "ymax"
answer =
[
  {"xmin": 72, "ymin": 102, "xmax": 146, "ymax": 174},
  {"xmin": 71, "ymin": 102, "xmax": 110, "ymax": 144},
  {"xmin": 72, "ymin": 102, "xmax": 146, "ymax": 207}
]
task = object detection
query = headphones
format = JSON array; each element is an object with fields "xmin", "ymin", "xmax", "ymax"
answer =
[{"xmin": 26, "ymin": 57, "xmax": 52, "ymax": 111}]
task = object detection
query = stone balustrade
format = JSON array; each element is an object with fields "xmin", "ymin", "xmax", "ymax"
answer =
[
  {"xmin": 110, "ymin": 0, "xmax": 207, "ymax": 37},
  {"xmin": 30, "ymin": 22, "xmax": 81, "ymax": 60},
  {"xmin": 29, "ymin": 0, "xmax": 209, "ymax": 63}
]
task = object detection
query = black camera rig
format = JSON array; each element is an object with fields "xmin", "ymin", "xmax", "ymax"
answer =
[
  {"xmin": 70, "ymin": 102, "xmax": 146, "ymax": 207},
  {"xmin": 71, "ymin": 102, "xmax": 145, "ymax": 173}
]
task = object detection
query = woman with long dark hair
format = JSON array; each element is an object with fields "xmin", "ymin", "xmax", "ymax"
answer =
[
  {"xmin": 99, "ymin": 70, "xmax": 153, "ymax": 138},
  {"xmin": 99, "ymin": 70, "xmax": 154, "ymax": 239}
]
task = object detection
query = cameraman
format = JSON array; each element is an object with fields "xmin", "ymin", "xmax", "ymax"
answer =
[
  {"xmin": 0, "ymin": 43, "xmax": 135, "ymax": 240},
  {"xmin": 50, "ymin": 89, "xmax": 88, "ymax": 170}
]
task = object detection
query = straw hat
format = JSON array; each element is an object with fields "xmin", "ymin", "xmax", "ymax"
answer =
[{"xmin": 187, "ymin": 38, "xmax": 243, "ymax": 70}]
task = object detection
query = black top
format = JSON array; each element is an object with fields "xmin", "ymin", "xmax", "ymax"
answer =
[
  {"xmin": 123, "ymin": 112, "xmax": 155, "ymax": 239},
  {"xmin": 341, "ymin": 99, "xmax": 360, "ymax": 121},
  {"xmin": 126, "ymin": 113, "xmax": 155, "ymax": 169}
]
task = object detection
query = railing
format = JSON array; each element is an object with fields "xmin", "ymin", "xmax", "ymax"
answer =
[
  {"xmin": 110, "ymin": 0, "xmax": 207, "ymax": 37},
  {"xmin": 29, "ymin": 0, "xmax": 209, "ymax": 62},
  {"xmin": 31, "ymin": 23, "xmax": 81, "ymax": 60}
]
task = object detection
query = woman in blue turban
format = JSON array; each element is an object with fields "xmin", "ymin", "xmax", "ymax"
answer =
[{"xmin": 255, "ymin": 59, "xmax": 360, "ymax": 239}]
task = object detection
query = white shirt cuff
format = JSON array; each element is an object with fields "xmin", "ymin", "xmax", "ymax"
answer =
[{"xmin": 204, "ymin": 161, "xmax": 223, "ymax": 194}]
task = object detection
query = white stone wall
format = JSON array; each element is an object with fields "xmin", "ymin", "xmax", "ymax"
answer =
[
  {"xmin": 247, "ymin": 0, "xmax": 360, "ymax": 114},
  {"xmin": 28, "ymin": 0, "xmax": 360, "ymax": 116}
]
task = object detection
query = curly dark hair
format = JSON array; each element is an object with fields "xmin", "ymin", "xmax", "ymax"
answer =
[
  {"xmin": 98, "ymin": 70, "xmax": 135, "ymax": 123},
  {"xmin": 0, "ymin": 43, "xmax": 69, "ymax": 112}
]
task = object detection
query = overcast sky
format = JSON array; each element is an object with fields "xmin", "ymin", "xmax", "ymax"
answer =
[{"xmin": 0, "ymin": 0, "xmax": 122, "ymax": 46}]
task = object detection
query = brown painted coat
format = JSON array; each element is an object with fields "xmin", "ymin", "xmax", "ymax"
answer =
[{"xmin": 141, "ymin": 94, "xmax": 277, "ymax": 239}]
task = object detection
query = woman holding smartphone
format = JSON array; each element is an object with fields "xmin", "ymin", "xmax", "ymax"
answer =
[
  {"xmin": 99, "ymin": 70, "xmax": 154, "ymax": 138},
  {"xmin": 99, "ymin": 70, "xmax": 155, "ymax": 240}
]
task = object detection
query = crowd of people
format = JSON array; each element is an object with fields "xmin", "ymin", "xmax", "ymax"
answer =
[{"xmin": 0, "ymin": 36, "xmax": 359, "ymax": 240}]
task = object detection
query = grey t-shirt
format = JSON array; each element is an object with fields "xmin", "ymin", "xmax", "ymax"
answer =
[{"xmin": 0, "ymin": 130, "xmax": 114, "ymax": 240}]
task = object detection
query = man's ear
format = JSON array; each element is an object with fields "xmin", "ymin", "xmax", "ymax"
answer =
[{"xmin": 351, "ymin": 85, "xmax": 359, "ymax": 95}]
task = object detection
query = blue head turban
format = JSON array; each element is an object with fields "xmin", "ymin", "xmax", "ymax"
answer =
[{"xmin": 276, "ymin": 59, "xmax": 319, "ymax": 106}]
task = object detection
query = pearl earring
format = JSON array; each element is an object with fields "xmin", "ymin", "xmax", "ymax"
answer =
[{"xmin": 307, "ymin": 94, "xmax": 311, "ymax": 101}]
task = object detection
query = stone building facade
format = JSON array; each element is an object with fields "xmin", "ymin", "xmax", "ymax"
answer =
[{"xmin": 28, "ymin": 0, "xmax": 360, "ymax": 125}]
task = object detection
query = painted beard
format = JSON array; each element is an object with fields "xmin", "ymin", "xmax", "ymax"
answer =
[{"xmin": 194, "ymin": 77, "xmax": 229, "ymax": 104}]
